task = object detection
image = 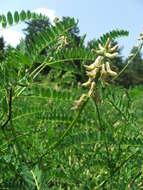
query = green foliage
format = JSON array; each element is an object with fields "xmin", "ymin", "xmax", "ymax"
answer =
[
  {"xmin": 26, "ymin": 17, "xmax": 78, "ymax": 61},
  {"xmin": 0, "ymin": 10, "xmax": 46, "ymax": 28},
  {"xmin": 0, "ymin": 9, "xmax": 143, "ymax": 190},
  {"xmin": 117, "ymin": 47, "xmax": 143, "ymax": 87},
  {"xmin": 0, "ymin": 37, "xmax": 5, "ymax": 62},
  {"xmin": 1, "ymin": 83, "xmax": 142, "ymax": 189},
  {"xmin": 23, "ymin": 17, "xmax": 51, "ymax": 47},
  {"xmin": 88, "ymin": 29, "xmax": 129, "ymax": 49}
]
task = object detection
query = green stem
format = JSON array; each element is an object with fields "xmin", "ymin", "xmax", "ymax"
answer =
[
  {"xmin": 31, "ymin": 170, "xmax": 40, "ymax": 190},
  {"xmin": 126, "ymin": 170, "xmax": 142, "ymax": 189},
  {"xmin": 92, "ymin": 95, "xmax": 112, "ymax": 175},
  {"xmin": 113, "ymin": 42, "xmax": 143, "ymax": 81}
]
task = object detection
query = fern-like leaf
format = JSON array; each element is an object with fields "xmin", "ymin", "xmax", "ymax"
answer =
[
  {"xmin": 88, "ymin": 29, "xmax": 129, "ymax": 49},
  {"xmin": 0, "ymin": 10, "xmax": 46, "ymax": 29}
]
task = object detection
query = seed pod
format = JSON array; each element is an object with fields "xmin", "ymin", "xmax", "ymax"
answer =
[{"xmin": 106, "ymin": 62, "xmax": 117, "ymax": 76}]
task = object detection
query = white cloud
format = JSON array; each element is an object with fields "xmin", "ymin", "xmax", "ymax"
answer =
[
  {"xmin": 34, "ymin": 8, "xmax": 56, "ymax": 23},
  {"xmin": 0, "ymin": 28, "xmax": 25, "ymax": 47}
]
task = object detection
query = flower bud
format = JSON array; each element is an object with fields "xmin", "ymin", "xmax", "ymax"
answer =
[
  {"xmin": 96, "ymin": 49, "xmax": 104, "ymax": 55},
  {"xmin": 84, "ymin": 56, "xmax": 103, "ymax": 71},
  {"xmin": 86, "ymin": 69, "xmax": 98, "ymax": 78},
  {"xmin": 88, "ymin": 82, "xmax": 95, "ymax": 97},
  {"xmin": 105, "ymin": 38, "xmax": 110, "ymax": 49},
  {"xmin": 98, "ymin": 43, "xmax": 104, "ymax": 51},
  {"xmin": 101, "ymin": 64, "xmax": 106, "ymax": 76},
  {"xmin": 109, "ymin": 44, "xmax": 118, "ymax": 53},
  {"xmin": 105, "ymin": 52, "xmax": 118, "ymax": 59},
  {"xmin": 108, "ymin": 42, "xmax": 112, "ymax": 49},
  {"xmin": 82, "ymin": 78, "xmax": 92, "ymax": 87},
  {"xmin": 106, "ymin": 62, "xmax": 117, "ymax": 77},
  {"xmin": 72, "ymin": 94, "xmax": 87, "ymax": 110},
  {"xmin": 93, "ymin": 56, "xmax": 103, "ymax": 68}
]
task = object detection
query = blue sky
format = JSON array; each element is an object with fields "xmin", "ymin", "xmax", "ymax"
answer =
[{"xmin": 0, "ymin": 0, "xmax": 142, "ymax": 57}]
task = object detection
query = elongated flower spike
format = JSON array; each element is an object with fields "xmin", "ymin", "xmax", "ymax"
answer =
[{"xmin": 72, "ymin": 38, "xmax": 118, "ymax": 110}]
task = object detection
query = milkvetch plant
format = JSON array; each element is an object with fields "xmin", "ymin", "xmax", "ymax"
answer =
[{"xmin": 0, "ymin": 9, "xmax": 143, "ymax": 190}]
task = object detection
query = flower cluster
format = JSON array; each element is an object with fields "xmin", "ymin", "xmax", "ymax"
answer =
[
  {"xmin": 83, "ymin": 38, "xmax": 118, "ymax": 88},
  {"xmin": 56, "ymin": 35, "xmax": 68, "ymax": 52},
  {"xmin": 73, "ymin": 38, "xmax": 118, "ymax": 110}
]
